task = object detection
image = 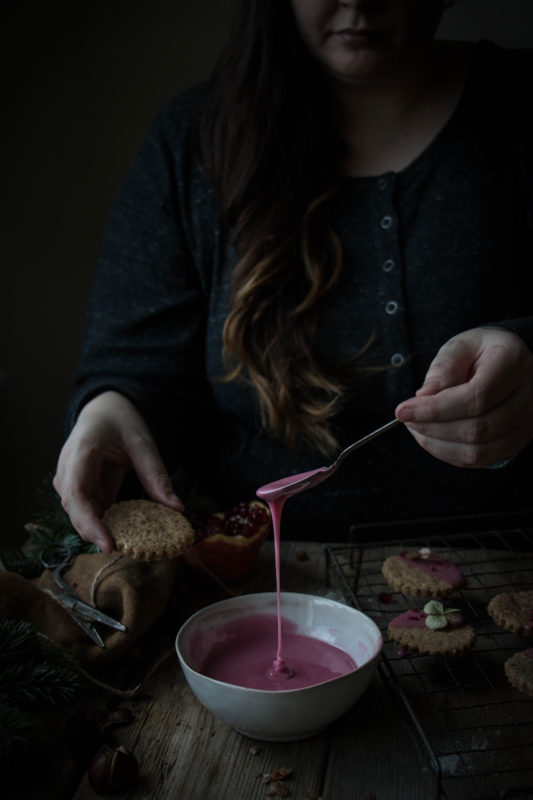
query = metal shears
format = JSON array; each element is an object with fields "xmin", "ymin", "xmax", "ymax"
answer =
[{"xmin": 40, "ymin": 543, "xmax": 127, "ymax": 648}]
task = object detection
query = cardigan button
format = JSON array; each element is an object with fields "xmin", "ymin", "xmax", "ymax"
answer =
[
  {"xmin": 380, "ymin": 215, "xmax": 393, "ymax": 230},
  {"xmin": 382, "ymin": 258, "xmax": 395, "ymax": 272},
  {"xmin": 391, "ymin": 353, "xmax": 405, "ymax": 366},
  {"xmin": 385, "ymin": 300, "xmax": 398, "ymax": 315}
]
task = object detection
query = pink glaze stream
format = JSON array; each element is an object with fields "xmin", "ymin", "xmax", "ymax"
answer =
[
  {"xmin": 270, "ymin": 494, "xmax": 288, "ymax": 672},
  {"xmin": 197, "ymin": 484, "xmax": 358, "ymax": 690},
  {"xmin": 197, "ymin": 481, "xmax": 359, "ymax": 691}
]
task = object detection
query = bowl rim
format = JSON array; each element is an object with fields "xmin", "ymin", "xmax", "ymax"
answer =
[{"xmin": 175, "ymin": 591, "xmax": 383, "ymax": 695}]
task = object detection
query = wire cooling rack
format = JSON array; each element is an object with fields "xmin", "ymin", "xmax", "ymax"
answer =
[{"xmin": 324, "ymin": 516, "xmax": 533, "ymax": 800}]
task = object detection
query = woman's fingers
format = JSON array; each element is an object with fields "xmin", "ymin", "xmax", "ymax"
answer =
[
  {"xmin": 404, "ymin": 418, "xmax": 527, "ymax": 468},
  {"xmin": 54, "ymin": 391, "xmax": 183, "ymax": 550},
  {"xmin": 126, "ymin": 431, "xmax": 184, "ymax": 511},
  {"xmin": 396, "ymin": 328, "xmax": 533, "ymax": 467},
  {"xmin": 53, "ymin": 438, "xmax": 119, "ymax": 551}
]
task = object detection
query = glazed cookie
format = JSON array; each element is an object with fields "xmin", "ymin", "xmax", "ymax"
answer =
[
  {"xmin": 104, "ymin": 499, "xmax": 195, "ymax": 560},
  {"xmin": 504, "ymin": 649, "xmax": 533, "ymax": 697},
  {"xmin": 487, "ymin": 590, "xmax": 533, "ymax": 636},
  {"xmin": 382, "ymin": 547, "xmax": 465, "ymax": 599},
  {"xmin": 387, "ymin": 601, "xmax": 476, "ymax": 657}
]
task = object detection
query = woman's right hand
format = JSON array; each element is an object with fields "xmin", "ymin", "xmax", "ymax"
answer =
[{"xmin": 53, "ymin": 391, "xmax": 183, "ymax": 552}]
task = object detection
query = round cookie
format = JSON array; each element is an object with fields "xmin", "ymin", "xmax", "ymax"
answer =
[
  {"xmin": 381, "ymin": 548, "xmax": 465, "ymax": 597},
  {"xmin": 104, "ymin": 499, "xmax": 195, "ymax": 560},
  {"xmin": 487, "ymin": 590, "xmax": 533, "ymax": 636},
  {"xmin": 382, "ymin": 549, "xmax": 465, "ymax": 599},
  {"xmin": 504, "ymin": 649, "xmax": 533, "ymax": 697},
  {"xmin": 388, "ymin": 606, "xmax": 476, "ymax": 657}
]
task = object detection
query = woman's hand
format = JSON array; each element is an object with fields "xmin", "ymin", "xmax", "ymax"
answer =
[
  {"xmin": 53, "ymin": 391, "xmax": 183, "ymax": 552},
  {"xmin": 395, "ymin": 328, "xmax": 533, "ymax": 468}
]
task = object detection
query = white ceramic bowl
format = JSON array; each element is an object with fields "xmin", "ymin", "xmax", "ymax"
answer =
[{"xmin": 175, "ymin": 591, "xmax": 382, "ymax": 741}]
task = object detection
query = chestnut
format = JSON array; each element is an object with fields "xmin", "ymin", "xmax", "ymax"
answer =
[{"xmin": 88, "ymin": 744, "xmax": 139, "ymax": 794}]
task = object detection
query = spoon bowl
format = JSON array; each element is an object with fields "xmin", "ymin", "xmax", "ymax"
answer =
[{"xmin": 257, "ymin": 418, "xmax": 400, "ymax": 502}]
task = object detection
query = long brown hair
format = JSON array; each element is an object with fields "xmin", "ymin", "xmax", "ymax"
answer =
[{"xmin": 198, "ymin": 0, "xmax": 370, "ymax": 454}]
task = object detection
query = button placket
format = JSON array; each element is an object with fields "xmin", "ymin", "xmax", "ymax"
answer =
[{"xmin": 374, "ymin": 177, "xmax": 412, "ymax": 392}]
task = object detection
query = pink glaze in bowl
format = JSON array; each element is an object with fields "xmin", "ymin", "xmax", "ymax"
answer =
[{"xmin": 175, "ymin": 592, "xmax": 382, "ymax": 742}]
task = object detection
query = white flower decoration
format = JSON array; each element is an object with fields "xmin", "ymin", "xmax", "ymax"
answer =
[{"xmin": 423, "ymin": 600, "xmax": 462, "ymax": 630}]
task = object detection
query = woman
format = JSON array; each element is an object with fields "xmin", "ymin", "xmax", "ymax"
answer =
[{"xmin": 54, "ymin": 0, "xmax": 533, "ymax": 552}]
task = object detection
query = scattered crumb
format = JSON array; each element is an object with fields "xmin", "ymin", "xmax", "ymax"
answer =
[
  {"xmin": 249, "ymin": 746, "xmax": 262, "ymax": 755},
  {"xmin": 266, "ymin": 781, "xmax": 291, "ymax": 798},
  {"xmin": 295, "ymin": 550, "xmax": 309, "ymax": 561},
  {"xmin": 260, "ymin": 767, "xmax": 293, "ymax": 783}
]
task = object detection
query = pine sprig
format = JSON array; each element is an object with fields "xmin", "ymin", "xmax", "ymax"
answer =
[
  {"xmin": 0, "ymin": 473, "xmax": 98, "ymax": 577},
  {"xmin": 0, "ymin": 699, "xmax": 41, "ymax": 757},
  {"xmin": 1, "ymin": 662, "xmax": 85, "ymax": 707},
  {"xmin": 0, "ymin": 546, "xmax": 42, "ymax": 578},
  {"xmin": 0, "ymin": 619, "xmax": 41, "ymax": 665},
  {"xmin": 0, "ymin": 621, "xmax": 95, "ymax": 763},
  {"xmin": 0, "ymin": 621, "xmax": 89, "ymax": 704}
]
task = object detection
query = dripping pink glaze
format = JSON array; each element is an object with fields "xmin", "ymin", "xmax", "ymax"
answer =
[
  {"xmin": 263, "ymin": 491, "xmax": 357, "ymax": 684},
  {"xmin": 198, "ymin": 485, "xmax": 358, "ymax": 690},
  {"xmin": 399, "ymin": 552, "xmax": 464, "ymax": 585},
  {"xmin": 270, "ymin": 494, "xmax": 289, "ymax": 672},
  {"xmin": 389, "ymin": 609, "xmax": 428, "ymax": 629}
]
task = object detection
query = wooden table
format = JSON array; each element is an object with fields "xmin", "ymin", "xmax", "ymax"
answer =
[{"xmin": 50, "ymin": 534, "xmax": 533, "ymax": 800}]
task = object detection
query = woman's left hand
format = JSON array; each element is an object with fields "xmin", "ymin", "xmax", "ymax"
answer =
[{"xmin": 395, "ymin": 327, "xmax": 533, "ymax": 467}]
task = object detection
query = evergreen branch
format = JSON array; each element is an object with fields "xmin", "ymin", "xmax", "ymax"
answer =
[
  {"xmin": 0, "ymin": 546, "xmax": 42, "ymax": 578},
  {"xmin": 0, "ymin": 699, "xmax": 41, "ymax": 760},
  {"xmin": 0, "ymin": 662, "xmax": 85, "ymax": 707},
  {"xmin": 0, "ymin": 620, "xmax": 41, "ymax": 664},
  {"xmin": 0, "ymin": 621, "xmax": 92, "ymax": 706},
  {"xmin": 0, "ymin": 473, "xmax": 98, "ymax": 578}
]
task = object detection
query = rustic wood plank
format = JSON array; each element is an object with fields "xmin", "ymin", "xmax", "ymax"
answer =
[
  {"xmin": 69, "ymin": 538, "xmax": 533, "ymax": 800},
  {"xmin": 322, "ymin": 679, "xmax": 438, "ymax": 800}
]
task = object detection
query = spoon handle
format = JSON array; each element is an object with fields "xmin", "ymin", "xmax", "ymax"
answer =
[{"xmin": 334, "ymin": 419, "xmax": 401, "ymax": 467}]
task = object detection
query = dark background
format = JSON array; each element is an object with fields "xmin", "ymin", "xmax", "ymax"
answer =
[{"xmin": 2, "ymin": 0, "xmax": 533, "ymax": 547}]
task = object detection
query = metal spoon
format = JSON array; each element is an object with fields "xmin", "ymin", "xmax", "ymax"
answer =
[{"xmin": 257, "ymin": 418, "xmax": 401, "ymax": 502}]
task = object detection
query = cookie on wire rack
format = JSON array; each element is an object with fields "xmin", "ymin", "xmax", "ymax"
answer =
[
  {"xmin": 504, "ymin": 650, "xmax": 533, "ymax": 697},
  {"xmin": 487, "ymin": 590, "xmax": 533, "ymax": 636},
  {"xmin": 387, "ymin": 601, "xmax": 476, "ymax": 657},
  {"xmin": 103, "ymin": 499, "xmax": 195, "ymax": 561},
  {"xmin": 382, "ymin": 547, "xmax": 466, "ymax": 599}
]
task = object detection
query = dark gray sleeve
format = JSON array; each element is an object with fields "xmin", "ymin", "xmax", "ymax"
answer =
[{"xmin": 67, "ymin": 93, "xmax": 213, "ymax": 459}]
